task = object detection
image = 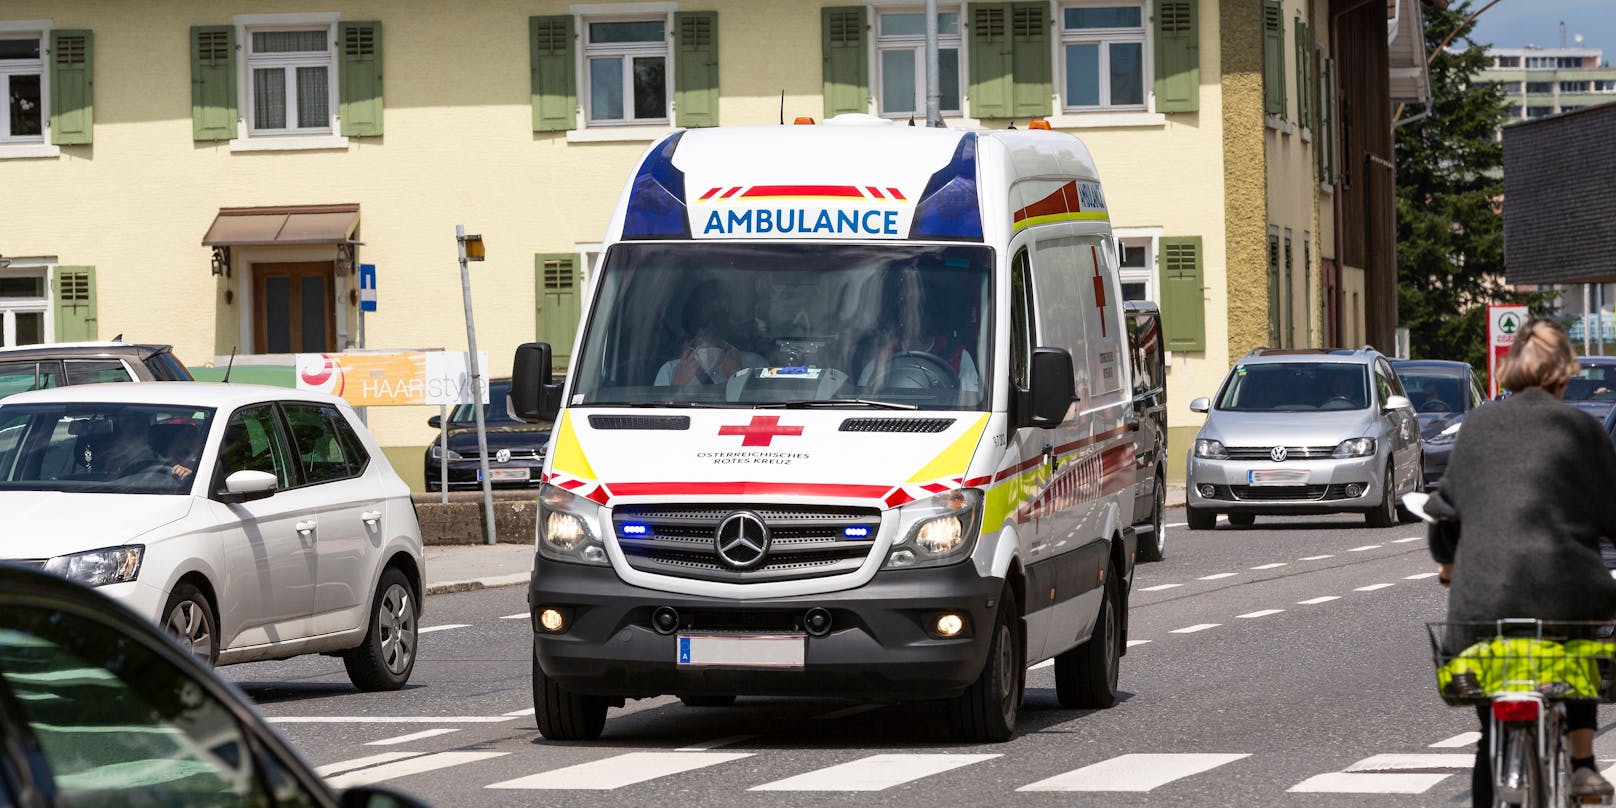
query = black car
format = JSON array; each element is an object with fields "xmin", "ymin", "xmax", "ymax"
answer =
[
  {"xmin": 1124, "ymin": 301, "xmax": 1167, "ymax": 562},
  {"xmin": 1390, "ymin": 359, "xmax": 1486, "ymax": 488},
  {"xmin": 1565, "ymin": 356, "xmax": 1616, "ymax": 403},
  {"xmin": 0, "ymin": 563, "xmax": 428, "ymax": 807},
  {"xmin": 424, "ymin": 378, "xmax": 552, "ymax": 491}
]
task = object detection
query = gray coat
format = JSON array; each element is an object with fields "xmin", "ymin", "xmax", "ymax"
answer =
[{"xmin": 1427, "ymin": 386, "xmax": 1616, "ymax": 630}]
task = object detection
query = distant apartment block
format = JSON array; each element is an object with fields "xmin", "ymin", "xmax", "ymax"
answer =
[{"xmin": 1480, "ymin": 46, "xmax": 1616, "ymax": 121}]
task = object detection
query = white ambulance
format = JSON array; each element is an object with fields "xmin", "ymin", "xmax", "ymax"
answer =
[{"xmin": 511, "ymin": 119, "xmax": 1137, "ymax": 743}]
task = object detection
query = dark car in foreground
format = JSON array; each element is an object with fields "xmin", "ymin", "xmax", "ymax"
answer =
[
  {"xmin": 0, "ymin": 563, "xmax": 428, "ymax": 807},
  {"xmin": 424, "ymin": 378, "xmax": 552, "ymax": 491},
  {"xmin": 0, "ymin": 341, "xmax": 192, "ymax": 398},
  {"xmin": 1390, "ymin": 359, "xmax": 1486, "ymax": 489}
]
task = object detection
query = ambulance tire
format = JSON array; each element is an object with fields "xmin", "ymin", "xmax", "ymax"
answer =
[
  {"xmin": 1186, "ymin": 505, "xmax": 1216, "ymax": 531},
  {"xmin": 1054, "ymin": 563, "xmax": 1120, "ymax": 709},
  {"xmin": 678, "ymin": 695, "xmax": 737, "ymax": 707},
  {"xmin": 947, "ymin": 586, "xmax": 1022, "ymax": 743},
  {"xmin": 532, "ymin": 645, "xmax": 608, "ymax": 741}
]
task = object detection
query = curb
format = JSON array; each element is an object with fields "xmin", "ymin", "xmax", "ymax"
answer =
[{"xmin": 424, "ymin": 572, "xmax": 529, "ymax": 596}]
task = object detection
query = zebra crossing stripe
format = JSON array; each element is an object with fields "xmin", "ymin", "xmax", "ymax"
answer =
[
  {"xmin": 1345, "ymin": 754, "xmax": 1473, "ymax": 771},
  {"xmin": 1429, "ymin": 732, "xmax": 1481, "ymax": 748},
  {"xmin": 487, "ymin": 752, "xmax": 751, "ymax": 790},
  {"xmin": 315, "ymin": 752, "xmax": 422, "ymax": 777},
  {"xmin": 327, "ymin": 751, "xmax": 509, "ymax": 789},
  {"xmin": 1017, "ymin": 753, "xmax": 1250, "ymax": 792},
  {"xmin": 1288, "ymin": 772, "xmax": 1453, "ymax": 794},
  {"xmin": 750, "ymin": 753, "xmax": 1000, "ymax": 792}
]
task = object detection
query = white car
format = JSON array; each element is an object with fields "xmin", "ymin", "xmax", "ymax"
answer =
[{"xmin": 0, "ymin": 382, "xmax": 425, "ymax": 691}]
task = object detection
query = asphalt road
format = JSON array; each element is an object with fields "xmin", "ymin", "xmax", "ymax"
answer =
[{"xmin": 220, "ymin": 512, "xmax": 1616, "ymax": 806}]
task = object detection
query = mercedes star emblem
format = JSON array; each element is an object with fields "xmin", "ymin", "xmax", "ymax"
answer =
[
  {"xmin": 1271, "ymin": 446, "xmax": 1288, "ymax": 463},
  {"xmin": 714, "ymin": 512, "xmax": 771, "ymax": 570},
  {"xmin": 495, "ymin": 448, "xmax": 512, "ymax": 464}
]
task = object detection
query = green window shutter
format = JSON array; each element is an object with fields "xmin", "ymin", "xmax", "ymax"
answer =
[
  {"xmin": 1295, "ymin": 20, "xmax": 1310, "ymax": 127},
  {"xmin": 821, "ymin": 7, "xmax": 867, "ymax": 119},
  {"xmin": 536, "ymin": 254, "xmax": 581, "ymax": 372},
  {"xmin": 54, "ymin": 267, "xmax": 97, "ymax": 343},
  {"xmin": 530, "ymin": 16, "xmax": 576, "ymax": 132},
  {"xmin": 1159, "ymin": 238, "xmax": 1204, "ymax": 352},
  {"xmin": 1319, "ymin": 57, "xmax": 1335, "ymax": 181},
  {"xmin": 1009, "ymin": 2, "xmax": 1051, "ymax": 117},
  {"xmin": 674, "ymin": 11, "xmax": 719, "ymax": 128},
  {"xmin": 339, "ymin": 21, "xmax": 383, "ymax": 137},
  {"xmin": 191, "ymin": 26, "xmax": 236, "ymax": 142},
  {"xmin": 49, "ymin": 30, "xmax": 92, "ymax": 145},
  {"xmin": 968, "ymin": 4, "xmax": 1011, "ymax": 118},
  {"xmin": 1266, "ymin": 234, "xmax": 1280, "ymax": 345},
  {"xmin": 1152, "ymin": 1, "xmax": 1197, "ymax": 113},
  {"xmin": 1262, "ymin": 1, "xmax": 1284, "ymax": 116}
]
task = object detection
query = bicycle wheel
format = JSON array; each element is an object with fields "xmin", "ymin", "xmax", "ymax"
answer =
[{"xmin": 1495, "ymin": 723, "xmax": 1545, "ymax": 808}]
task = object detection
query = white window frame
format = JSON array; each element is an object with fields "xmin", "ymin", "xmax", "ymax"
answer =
[
  {"xmin": 0, "ymin": 260, "xmax": 53, "ymax": 347},
  {"xmin": 0, "ymin": 20, "xmax": 55, "ymax": 159},
  {"xmin": 580, "ymin": 14, "xmax": 672, "ymax": 127},
  {"xmin": 1058, "ymin": 1, "xmax": 1150, "ymax": 114},
  {"xmin": 1113, "ymin": 227, "xmax": 1161, "ymax": 304},
  {"xmin": 576, "ymin": 242, "xmax": 603, "ymax": 288},
  {"xmin": 230, "ymin": 13, "xmax": 348, "ymax": 153},
  {"xmin": 872, "ymin": 6, "xmax": 964, "ymax": 119}
]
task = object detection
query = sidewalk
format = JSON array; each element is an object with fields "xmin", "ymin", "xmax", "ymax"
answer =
[{"xmin": 424, "ymin": 543, "xmax": 533, "ymax": 595}]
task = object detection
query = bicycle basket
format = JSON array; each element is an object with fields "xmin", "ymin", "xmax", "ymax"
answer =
[{"xmin": 1427, "ymin": 621, "xmax": 1616, "ymax": 706}]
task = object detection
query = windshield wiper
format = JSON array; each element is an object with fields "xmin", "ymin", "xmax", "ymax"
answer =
[
  {"xmin": 582, "ymin": 401, "xmax": 730, "ymax": 408},
  {"xmin": 755, "ymin": 399, "xmax": 919, "ymax": 411}
]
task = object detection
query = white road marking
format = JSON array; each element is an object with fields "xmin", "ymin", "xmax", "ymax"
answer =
[
  {"xmin": 502, "ymin": 707, "xmax": 536, "ymax": 717},
  {"xmin": 1429, "ymin": 732, "xmax": 1482, "ymax": 748},
  {"xmin": 315, "ymin": 752, "xmax": 422, "ymax": 777},
  {"xmin": 1140, "ymin": 584, "xmax": 1181, "ymax": 592},
  {"xmin": 1029, "ymin": 659, "xmax": 1054, "ymax": 670},
  {"xmin": 815, "ymin": 703, "xmax": 886, "ymax": 720},
  {"xmin": 1170, "ymin": 624, "xmax": 1220, "ymax": 634},
  {"xmin": 1354, "ymin": 583, "xmax": 1395, "ymax": 592},
  {"xmin": 269, "ymin": 716, "xmax": 517, "ymax": 724},
  {"xmin": 1297, "ymin": 596, "xmax": 1341, "ymax": 605},
  {"xmin": 1198, "ymin": 573, "xmax": 1237, "ymax": 580},
  {"xmin": 1347, "ymin": 545, "xmax": 1382, "ymax": 552},
  {"xmin": 328, "ymin": 751, "xmax": 508, "ymax": 789},
  {"xmin": 1345, "ymin": 754, "xmax": 1474, "ymax": 771},
  {"xmin": 1250, "ymin": 563, "xmax": 1288, "ymax": 570},
  {"xmin": 417, "ymin": 624, "xmax": 470, "ymax": 635},
  {"xmin": 499, "ymin": 612, "xmax": 528, "ymax": 620},
  {"xmin": 752, "ymin": 753, "xmax": 1000, "ymax": 792},
  {"xmin": 366, "ymin": 728, "xmax": 459, "ymax": 746},
  {"xmin": 1018, "ymin": 753, "xmax": 1250, "ymax": 792},
  {"xmin": 1392, "ymin": 536, "xmax": 1425, "ymax": 543},
  {"xmin": 487, "ymin": 752, "xmax": 751, "ymax": 790},
  {"xmin": 1288, "ymin": 772, "xmax": 1452, "ymax": 794},
  {"xmin": 676, "ymin": 735, "xmax": 757, "ymax": 752},
  {"xmin": 1405, "ymin": 572, "xmax": 1439, "ymax": 580},
  {"xmin": 1299, "ymin": 554, "xmax": 1335, "ymax": 561},
  {"xmin": 1236, "ymin": 609, "xmax": 1285, "ymax": 619},
  {"xmin": 1126, "ymin": 640, "xmax": 1152, "ymax": 647}
]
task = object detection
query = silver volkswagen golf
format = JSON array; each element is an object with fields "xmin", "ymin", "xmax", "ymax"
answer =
[{"xmin": 1185, "ymin": 347, "xmax": 1423, "ymax": 529}]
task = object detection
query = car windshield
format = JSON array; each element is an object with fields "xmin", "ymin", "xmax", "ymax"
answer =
[
  {"xmin": 449, "ymin": 381, "xmax": 522, "ymax": 426},
  {"xmin": 1396, "ymin": 370, "xmax": 1465, "ymax": 414},
  {"xmin": 1215, "ymin": 362, "xmax": 1370, "ymax": 412},
  {"xmin": 571, "ymin": 242, "xmax": 994, "ymax": 411},
  {"xmin": 0, "ymin": 402, "xmax": 215, "ymax": 494},
  {"xmin": 1565, "ymin": 362, "xmax": 1616, "ymax": 402}
]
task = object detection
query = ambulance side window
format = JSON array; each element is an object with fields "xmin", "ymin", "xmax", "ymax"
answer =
[{"xmin": 1010, "ymin": 249, "xmax": 1035, "ymax": 390}]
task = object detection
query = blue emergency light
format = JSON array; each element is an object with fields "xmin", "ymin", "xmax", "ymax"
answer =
[
  {"xmin": 843, "ymin": 526, "xmax": 871, "ymax": 539},
  {"xmin": 621, "ymin": 523, "xmax": 650, "ymax": 537}
]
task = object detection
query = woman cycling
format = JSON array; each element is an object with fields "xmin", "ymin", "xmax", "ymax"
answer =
[{"xmin": 1425, "ymin": 318, "xmax": 1616, "ymax": 805}]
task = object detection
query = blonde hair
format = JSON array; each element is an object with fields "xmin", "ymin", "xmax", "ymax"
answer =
[{"xmin": 1497, "ymin": 318, "xmax": 1578, "ymax": 394}]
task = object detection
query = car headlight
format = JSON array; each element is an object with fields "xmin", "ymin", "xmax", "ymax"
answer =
[
  {"xmin": 1332, "ymin": 437, "xmax": 1377, "ymax": 458},
  {"xmin": 44, "ymin": 545, "xmax": 144, "ymax": 587},
  {"xmin": 884, "ymin": 489, "xmax": 984, "ymax": 570},
  {"xmin": 429, "ymin": 445, "xmax": 464, "ymax": 462},
  {"xmin": 1194, "ymin": 439, "xmax": 1229, "ymax": 459},
  {"xmin": 537, "ymin": 484, "xmax": 608, "ymax": 566},
  {"xmin": 1427, "ymin": 422, "xmax": 1462, "ymax": 444}
]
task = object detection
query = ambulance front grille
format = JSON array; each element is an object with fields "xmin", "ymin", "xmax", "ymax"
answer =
[{"xmin": 613, "ymin": 503, "xmax": 880, "ymax": 583}]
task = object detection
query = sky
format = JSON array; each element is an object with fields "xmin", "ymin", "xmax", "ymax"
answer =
[{"xmin": 1466, "ymin": 0, "xmax": 1616, "ymax": 54}]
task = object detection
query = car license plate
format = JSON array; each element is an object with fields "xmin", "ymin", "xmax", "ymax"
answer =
[
  {"xmin": 677, "ymin": 634, "xmax": 806, "ymax": 668},
  {"xmin": 1249, "ymin": 469, "xmax": 1309, "ymax": 486},
  {"xmin": 479, "ymin": 468, "xmax": 530, "ymax": 482}
]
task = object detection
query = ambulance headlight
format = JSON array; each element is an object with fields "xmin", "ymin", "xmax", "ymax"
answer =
[
  {"xmin": 537, "ymin": 485, "xmax": 608, "ymax": 566},
  {"xmin": 885, "ymin": 488, "xmax": 984, "ymax": 569}
]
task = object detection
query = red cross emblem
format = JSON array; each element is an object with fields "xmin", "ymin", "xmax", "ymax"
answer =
[{"xmin": 718, "ymin": 416, "xmax": 804, "ymax": 447}]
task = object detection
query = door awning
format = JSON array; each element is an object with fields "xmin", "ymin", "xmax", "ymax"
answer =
[{"xmin": 202, "ymin": 204, "xmax": 361, "ymax": 247}]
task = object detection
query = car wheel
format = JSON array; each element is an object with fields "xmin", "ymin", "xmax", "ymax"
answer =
[
  {"xmin": 163, "ymin": 582, "xmax": 218, "ymax": 666},
  {"xmin": 533, "ymin": 639, "xmax": 608, "ymax": 740},
  {"xmin": 1186, "ymin": 505, "xmax": 1216, "ymax": 531},
  {"xmin": 1365, "ymin": 465, "xmax": 1398, "ymax": 528},
  {"xmin": 1054, "ymin": 564, "xmax": 1121, "ymax": 709},
  {"xmin": 344, "ymin": 567, "xmax": 418, "ymax": 692},
  {"xmin": 1136, "ymin": 474, "xmax": 1167, "ymax": 563},
  {"xmin": 1227, "ymin": 513, "xmax": 1256, "ymax": 527},
  {"xmin": 678, "ymin": 695, "xmax": 738, "ymax": 707},
  {"xmin": 947, "ymin": 585, "xmax": 1022, "ymax": 743}
]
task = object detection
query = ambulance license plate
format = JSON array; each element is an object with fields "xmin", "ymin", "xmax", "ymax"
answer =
[
  {"xmin": 677, "ymin": 634, "xmax": 805, "ymax": 668},
  {"xmin": 1248, "ymin": 469, "xmax": 1309, "ymax": 486}
]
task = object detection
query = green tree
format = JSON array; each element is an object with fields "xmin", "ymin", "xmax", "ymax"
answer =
[{"xmin": 1396, "ymin": 0, "xmax": 1549, "ymax": 370}]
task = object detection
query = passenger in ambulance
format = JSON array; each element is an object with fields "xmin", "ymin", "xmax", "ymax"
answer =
[
  {"xmin": 858, "ymin": 271, "xmax": 979, "ymax": 393},
  {"xmin": 654, "ymin": 283, "xmax": 768, "ymax": 386}
]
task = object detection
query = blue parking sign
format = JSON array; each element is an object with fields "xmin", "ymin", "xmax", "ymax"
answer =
[{"xmin": 359, "ymin": 263, "xmax": 378, "ymax": 312}]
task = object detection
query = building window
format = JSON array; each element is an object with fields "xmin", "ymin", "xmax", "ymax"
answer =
[
  {"xmin": 0, "ymin": 33, "xmax": 43, "ymax": 143},
  {"xmin": 876, "ymin": 10, "xmax": 962, "ymax": 118},
  {"xmin": 1595, "ymin": 80, "xmax": 1616, "ymax": 93},
  {"xmin": 1526, "ymin": 105, "xmax": 1554, "ymax": 119},
  {"xmin": 1558, "ymin": 57, "xmax": 1582, "ymax": 68},
  {"xmin": 0, "ymin": 266, "xmax": 48, "ymax": 347},
  {"xmin": 1059, "ymin": 2, "xmax": 1146, "ymax": 111},
  {"xmin": 1117, "ymin": 236, "xmax": 1154, "ymax": 301},
  {"xmin": 1496, "ymin": 55, "xmax": 1519, "ymax": 68},
  {"xmin": 1525, "ymin": 81, "xmax": 1553, "ymax": 94},
  {"xmin": 584, "ymin": 18, "xmax": 669, "ymax": 124},
  {"xmin": 1561, "ymin": 80, "xmax": 1590, "ymax": 93},
  {"xmin": 246, "ymin": 28, "xmax": 334, "ymax": 134}
]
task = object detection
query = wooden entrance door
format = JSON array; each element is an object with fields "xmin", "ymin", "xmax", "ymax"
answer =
[{"xmin": 254, "ymin": 262, "xmax": 336, "ymax": 354}]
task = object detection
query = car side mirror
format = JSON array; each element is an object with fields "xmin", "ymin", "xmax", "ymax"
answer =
[
  {"xmin": 1025, "ymin": 347, "xmax": 1078, "ymax": 429},
  {"xmin": 427, "ymin": 415, "xmax": 442, "ymax": 429},
  {"xmin": 511, "ymin": 342, "xmax": 563, "ymax": 422},
  {"xmin": 1189, "ymin": 397, "xmax": 1211, "ymax": 413},
  {"xmin": 1384, "ymin": 395, "xmax": 1413, "ymax": 411},
  {"xmin": 217, "ymin": 469, "xmax": 277, "ymax": 504},
  {"xmin": 340, "ymin": 786, "xmax": 436, "ymax": 808}
]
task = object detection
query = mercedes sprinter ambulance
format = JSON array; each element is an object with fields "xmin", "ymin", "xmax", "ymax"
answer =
[{"xmin": 511, "ymin": 119, "xmax": 1137, "ymax": 743}]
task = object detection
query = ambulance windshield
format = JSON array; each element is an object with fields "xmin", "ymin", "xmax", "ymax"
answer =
[{"xmin": 571, "ymin": 243, "xmax": 993, "ymax": 411}]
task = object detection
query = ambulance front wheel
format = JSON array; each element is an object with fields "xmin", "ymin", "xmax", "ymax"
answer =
[
  {"xmin": 533, "ymin": 642, "xmax": 607, "ymax": 740},
  {"xmin": 946, "ymin": 585, "xmax": 1022, "ymax": 743}
]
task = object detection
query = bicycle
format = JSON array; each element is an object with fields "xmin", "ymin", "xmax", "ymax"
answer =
[{"xmin": 1427, "ymin": 619, "xmax": 1616, "ymax": 808}]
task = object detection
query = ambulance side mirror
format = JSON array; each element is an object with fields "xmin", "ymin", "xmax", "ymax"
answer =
[
  {"xmin": 511, "ymin": 343, "xmax": 562, "ymax": 422},
  {"xmin": 1026, "ymin": 347, "xmax": 1079, "ymax": 429}
]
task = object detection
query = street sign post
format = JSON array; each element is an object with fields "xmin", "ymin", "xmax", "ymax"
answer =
[
  {"xmin": 1487, "ymin": 304, "xmax": 1528, "ymax": 398},
  {"xmin": 359, "ymin": 263, "xmax": 377, "ymax": 313}
]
